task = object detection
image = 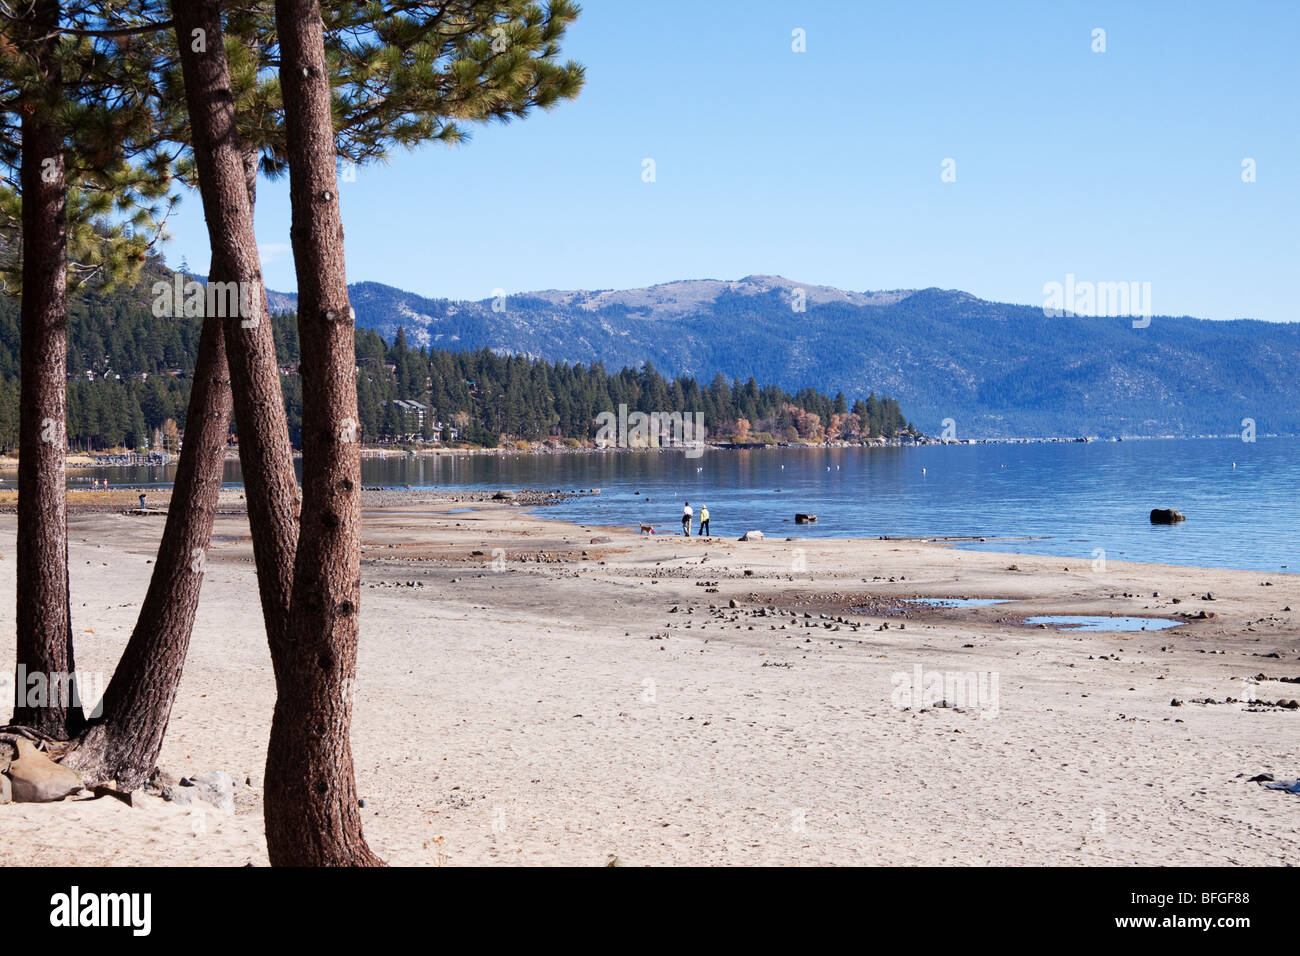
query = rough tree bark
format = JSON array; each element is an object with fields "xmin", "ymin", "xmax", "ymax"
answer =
[
  {"xmin": 11, "ymin": 0, "xmax": 82, "ymax": 739},
  {"xmin": 60, "ymin": 0, "xmax": 294, "ymax": 789},
  {"xmin": 173, "ymin": 0, "xmax": 300, "ymax": 651},
  {"xmin": 266, "ymin": 0, "xmax": 381, "ymax": 866},
  {"xmin": 63, "ymin": 317, "xmax": 231, "ymax": 788}
]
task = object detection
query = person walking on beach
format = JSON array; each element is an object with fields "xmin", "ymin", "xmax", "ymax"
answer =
[
  {"xmin": 682, "ymin": 501, "xmax": 692, "ymax": 536},
  {"xmin": 698, "ymin": 505, "xmax": 710, "ymax": 537}
]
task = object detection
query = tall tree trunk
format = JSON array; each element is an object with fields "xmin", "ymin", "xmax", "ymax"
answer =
[
  {"xmin": 267, "ymin": 0, "xmax": 381, "ymax": 866},
  {"xmin": 11, "ymin": 0, "xmax": 82, "ymax": 740},
  {"xmin": 63, "ymin": 317, "xmax": 231, "ymax": 788},
  {"xmin": 60, "ymin": 0, "xmax": 294, "ymax": 790},
  {"xmin": 172, "ymin": 0, "xmax": 300, "ymax": 653},
  {"xmin": 221, "ymin": 279, "xmax": 298, "ymax": 652}
]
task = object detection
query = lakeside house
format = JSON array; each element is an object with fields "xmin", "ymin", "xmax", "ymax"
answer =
[{"xmin": 387, "ymin": 399, "xmax": 428, "ymax": 428}]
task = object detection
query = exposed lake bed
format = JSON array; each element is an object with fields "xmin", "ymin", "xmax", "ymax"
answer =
[{"xmin": 2, "ymin": 486, "xmax": 1294, "ymax": 865}]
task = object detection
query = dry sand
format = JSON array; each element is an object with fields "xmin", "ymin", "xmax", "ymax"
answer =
[{"xmin": 1, "ymin": 489, "xmax": 1297, "ymax": 866}]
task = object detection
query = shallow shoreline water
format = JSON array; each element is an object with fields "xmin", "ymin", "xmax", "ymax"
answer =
[{"xmin": 3, "ymin": 436, "xmax": 1295, "ymax": 574}]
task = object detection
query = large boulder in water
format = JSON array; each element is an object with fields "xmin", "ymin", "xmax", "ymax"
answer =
[{"xmin": 1150, "ymin": 508, "xmax": 1186, "ymax": 524}]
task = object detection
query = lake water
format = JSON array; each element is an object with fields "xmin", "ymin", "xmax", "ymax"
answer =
[{"xmin": 41, "ymin": 437, "xmax": 1299, "ymax": 574}]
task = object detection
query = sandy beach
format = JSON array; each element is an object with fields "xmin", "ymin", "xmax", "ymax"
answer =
[{"xmin": 1, "ymin": 489, "xmax": 1296, "ymax": 866}]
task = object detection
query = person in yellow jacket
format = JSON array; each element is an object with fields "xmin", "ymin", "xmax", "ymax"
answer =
[{"xmin": 698, "ymin": 505, "xmax": 710, "ymax": 537}]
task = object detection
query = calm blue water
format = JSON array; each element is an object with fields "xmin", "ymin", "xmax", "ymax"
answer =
[
  {"xmin": 530, "ymin": 439, "xmax": 1297, "ymax": 573},
  {"xmin": 37, "ymin": 437, "xmax": 1300, "ymax": 574}
]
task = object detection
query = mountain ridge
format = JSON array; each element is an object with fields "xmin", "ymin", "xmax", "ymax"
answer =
[{"xmin": 265, "ymin": 275, "xmax": 1300, "ymax": 438}]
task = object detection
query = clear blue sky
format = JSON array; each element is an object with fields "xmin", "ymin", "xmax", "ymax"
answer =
[{"xmin": 162, "ymin": 0, "xmax": 1299, "ymax": 322}]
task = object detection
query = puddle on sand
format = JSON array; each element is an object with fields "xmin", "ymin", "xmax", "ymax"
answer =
[
  {"xmin": 904, "ymin": 598, "xmax": 1014, "ymax": 609},
  {"xmin": 848, "ymin": 597, "xmax": 1016, "ymax": 615},
  {"xmin": 1025, "ymin": 615, "xmax": 1182, "ymax": 632}
]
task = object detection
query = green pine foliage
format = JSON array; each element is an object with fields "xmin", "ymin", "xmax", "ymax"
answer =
[
  {"xmin": 0, "ymin": 0, "xmax": 589, "ymax": 448},
  {"xmin": 201, "ymin": 0, "xmax": 586, "ymax": 178},
  {"xmin": 349, "ymin": 336, "xmax": 914, "ymax": 445},
  {"xmin": 0, "ymin": 258, "xmax": 916, "ymax": 452},
  {"xmin": 0, "ymin": 3, "xmax": 188, "ymax": 296}
]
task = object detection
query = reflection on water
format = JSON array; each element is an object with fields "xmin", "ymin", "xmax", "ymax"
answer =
[{"xmin": 1024, "ymin": 615, "xmax": 1183, "ymax": 632}]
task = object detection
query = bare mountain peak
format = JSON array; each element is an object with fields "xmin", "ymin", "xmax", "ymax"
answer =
[
  {"xmin": 520, "ymin": 275, "xmax": 914, "ymax": 316},
  {"xmin": 271, "ymin": 274, "xmax": 920, "ymax": 317}
]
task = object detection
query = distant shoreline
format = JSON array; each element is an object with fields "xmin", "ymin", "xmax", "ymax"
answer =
[
  {"xmin": 347, "ymin": 432, "xmax": 1295, "ymax": 457},
  {"xmin": 0, "ymin": 431, "xmax": 1293, "ymax": 475}
]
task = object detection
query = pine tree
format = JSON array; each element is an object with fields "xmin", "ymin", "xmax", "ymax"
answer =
[
  {"xmin": 1, "ymin": 0, "xmax": 181, "ymax": 738},
  {"xmin": 265, "ymin": 0, "xmax": 381, "ymax": 867},
  {"xmin": 173, "ymin": 0, "xmax": 301, "ymax": 666}
]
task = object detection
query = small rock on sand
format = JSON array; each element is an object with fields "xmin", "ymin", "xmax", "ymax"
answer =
[
  {"xmin": 6, "ymin": 739, "xmax": 84, "ymax": 803},
  {"xmin": 180, "ymin": 770, "xmax": 235, "ymax": 813},
  {"xmin": 739, "ymin": 530, "xmax": 764, "ymax": 541},
  {"xmin": 146, "ymin": 767, "xmax": 178, "ymax": 792},
  {"xmin": 160, "ymin": 785, "xmax": 194, "ymax": 807}
]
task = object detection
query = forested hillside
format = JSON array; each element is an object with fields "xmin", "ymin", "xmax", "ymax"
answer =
[{"xmin": 0, "ymin": 259, "xmax": 914, "ymax": 452}]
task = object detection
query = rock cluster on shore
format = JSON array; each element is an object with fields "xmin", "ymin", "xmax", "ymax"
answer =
[{"xmin": 1, "ymin": 734, "xmax": 243, "ymax": 814}]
